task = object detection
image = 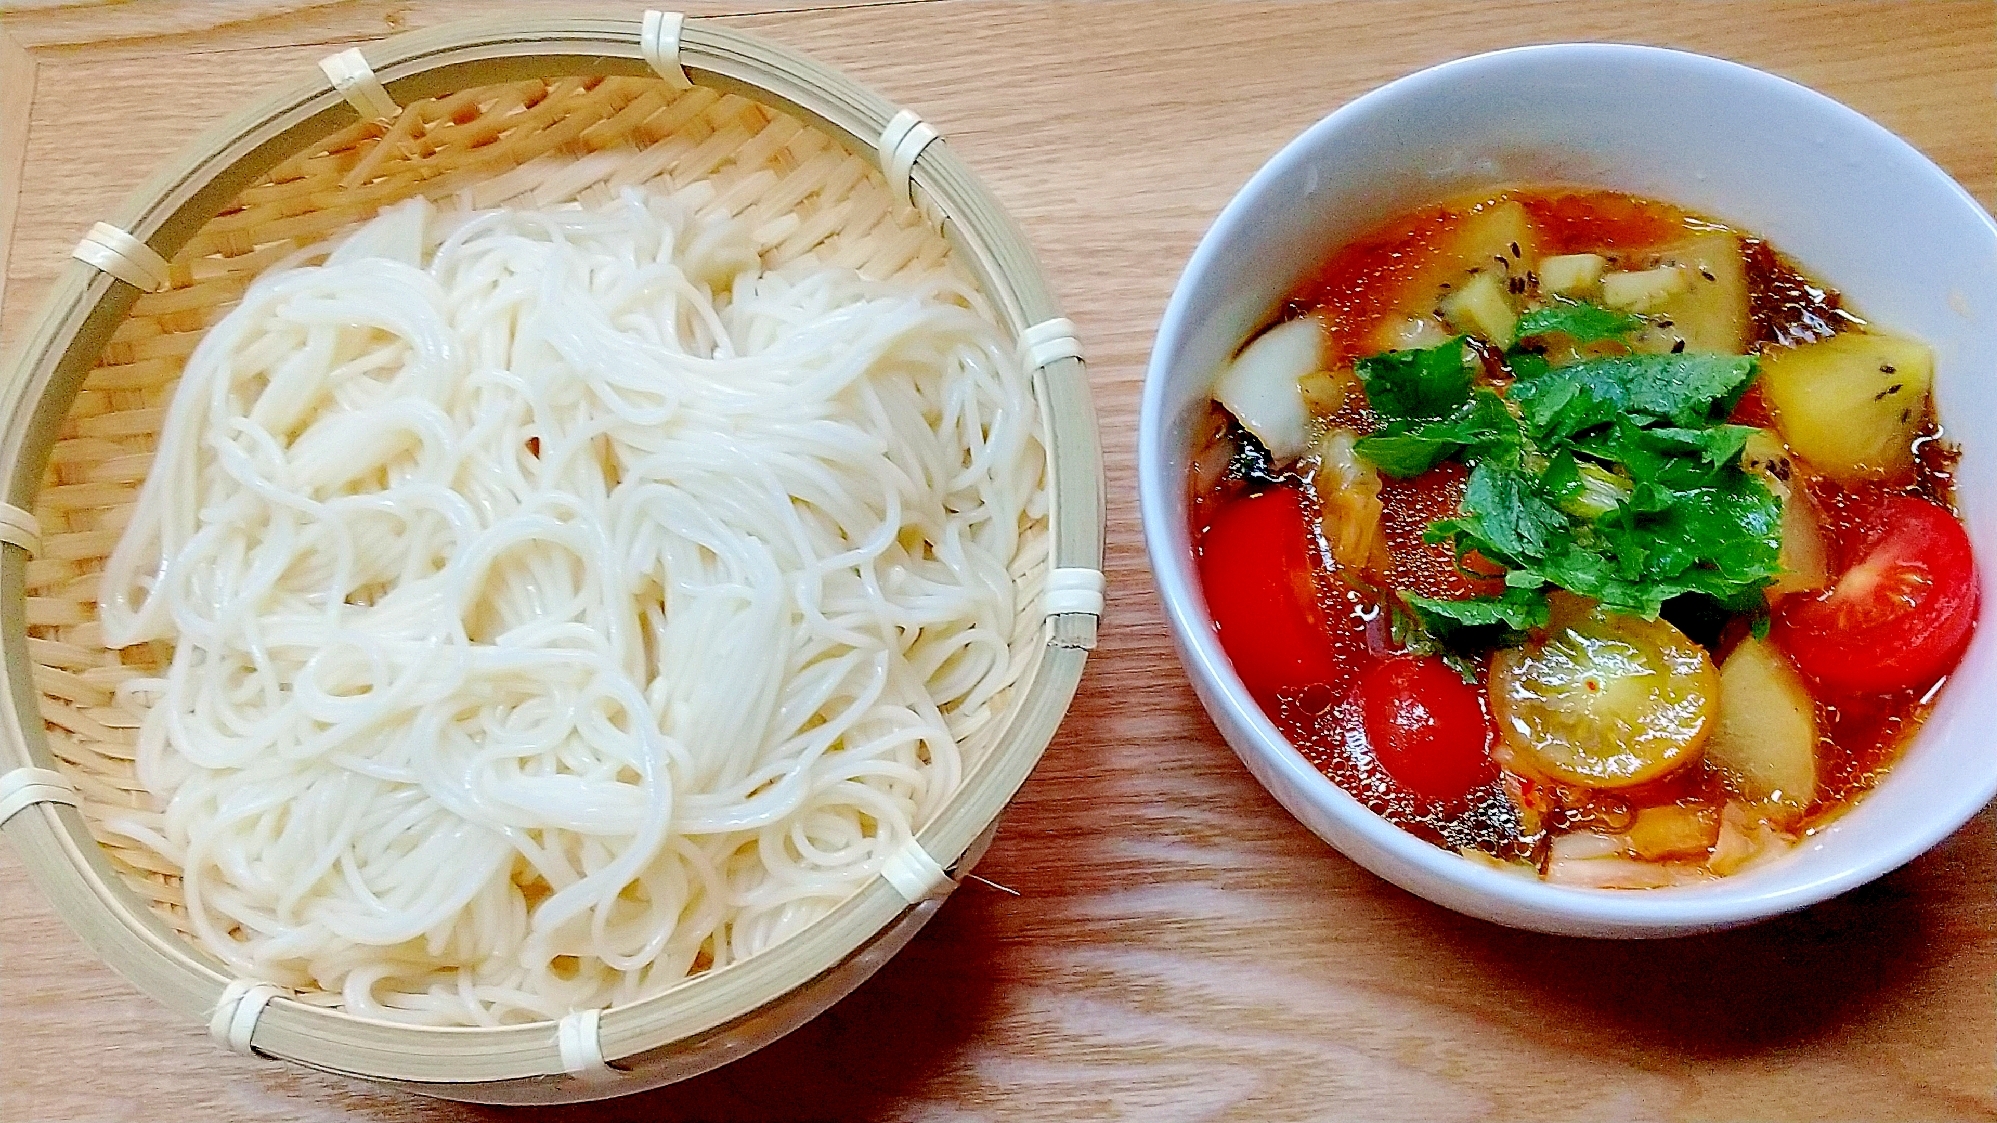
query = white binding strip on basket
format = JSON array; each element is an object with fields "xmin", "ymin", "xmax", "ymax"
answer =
[
  {"xmin": 1044, "ymin": 567, "xmax": 1106, "ymax": 618},
  {"xmin": 557, "ymin": 1009, "xmax": 616, "ymax": 1077},
  {"xmin": 1021, "ymin": 317, "xmax": 1085, "ymax": 371},
  {"xmin": 0, "ymin": 502, "xmax": 41, "ymax": 555},
  {"xmin": 641, "ymin": 10, "xmax": 695, "ymax": 90},
  {"xmin": 208, "ymin": 980, "xmax": 283, "ymax": 1056},
  {"xmin": 0, "ymin": 767, "xmax": 77, "ymax": 830},
  {"xmin": 318, "ymin": 47, "xmax": 400, "ymax": 121},
  {"xmin": 880, "ymin": 837, "xmax": 954, "ymax": 903},
  {"xmin": 72, "ymin": 223, "xmax": 171, "ymax": 293},
  {"xmin": 877, "ymin": 109, "xmax": 941, "ymax": 209}
]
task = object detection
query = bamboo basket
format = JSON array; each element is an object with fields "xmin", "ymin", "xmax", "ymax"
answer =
[{"xmin": 0, "ymin": 13, "xmax": 1102, "ymax": 1105}]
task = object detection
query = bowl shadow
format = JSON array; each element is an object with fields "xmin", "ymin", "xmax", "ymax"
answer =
[{"xmin": 1419, "ymin": 863, "xmax": 1941, "ymax": 1058}]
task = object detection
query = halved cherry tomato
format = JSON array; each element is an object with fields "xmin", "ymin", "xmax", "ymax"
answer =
[
  {"xmin": 1197, "ymin": 487, "xmax": 1356, "ymax": 703},
  {"xmin": 1489, "ymin": 603, "xmax": 1717, "ymax": 789},
  {"xmin": 1772, "ymin": 494, "xmax": 1979, "ymax": 695},
  {"xmin": 1353, "ymin": 654, "xmax": 1497, "ymax": 804}
]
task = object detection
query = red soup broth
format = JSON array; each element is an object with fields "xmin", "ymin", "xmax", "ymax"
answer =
[{"xmin": 1195, "ymin": 186, "xmax": 1974, "ymax": 879}]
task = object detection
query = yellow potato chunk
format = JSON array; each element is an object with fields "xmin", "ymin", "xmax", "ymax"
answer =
[
  {"xmin": 1759, "ymin": 331, "xmax": 1934, "ymax": 484},
  {"xmin": 1364, "ymin": 200, "xmax": 1538, "ymax": 354},
  {"xmin": 1625, "ymin": 804, "xmax": 1721, "ymax": 861},
  {"xmin": 1439, "ymin": 271, "xmax": 1518, "ymax": 347},
  {"xmin": 1740, "ymin": 429, "xmax": 1829, "ymax": 597},
  {"xmin": 1489, "ymin": 603, "xmax": 1718, "ymax": 788},
  {"xmin": 1626, "ymin": 232, "xmax": 1751, "ymax": 355},
  {"xmin": 1707, "ymin": 637, "xmax": 1818, "ymax": 807}
]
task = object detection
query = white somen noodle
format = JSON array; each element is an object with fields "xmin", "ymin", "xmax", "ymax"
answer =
[{"xmin": 96, "ymin": 189, "xmax": 1046, "ymax": 1026}]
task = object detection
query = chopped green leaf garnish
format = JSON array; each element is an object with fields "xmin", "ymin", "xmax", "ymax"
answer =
[
  {"xmin": 1513, "ymin": 298, "xmax": 1644, "ymax": 345},
  {"xmin": 1337, "ymin": 317, "xmax": 1780, "ymax": 649},
  {"xmin": 1405, "ymin": 588, "xmax": 1552, "ymax": 632},
  {"xmin": 1402, "ymin": 587, "xmax": 1552, "ymax": 651},
  {"xmin": 1354, "ymin": 338, "xmax": 1476, "ymax": 422},
  {"xmin": 1374, "ymin": 348, "xmax": 1782, "ymax": 628},
  {"xmin": 1506, "ymin": 353, "xmax": 1758, "ymax": 442},
  {"xmin": 1544, "ymin": 455, "xmax": 1633, "ymax": 520},
  {"xmin": 1424, "ymin": 458, "xmax": 1568, "ymax": 564},
  {"xmin": 1430, "ymin": 454, "xmax": 1781, "ymax": 620},
  {"xmin": 1355, "ymin": 389, "xmax": 1521, "ymax": 477}
]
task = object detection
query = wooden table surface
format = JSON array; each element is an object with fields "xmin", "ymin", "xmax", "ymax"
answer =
[{"xmin": 3, "ymin": 2, "xmax": 1994, "ymax": 1120}]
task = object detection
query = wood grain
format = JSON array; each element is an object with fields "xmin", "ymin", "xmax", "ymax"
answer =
[
  {"xmin": 3, "ymin": 2, "xmax": 1994, "ymax": 1120},
  {"xmin": 0, "ymin": 27, "xmax": 36, "ymax": 301}
]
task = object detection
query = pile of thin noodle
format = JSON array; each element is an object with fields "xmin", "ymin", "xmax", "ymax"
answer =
[{"xmin": 97, "ymin": 188, "xmax": 1045, "ymax": 1025}]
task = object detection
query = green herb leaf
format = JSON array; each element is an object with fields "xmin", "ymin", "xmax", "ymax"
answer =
[
  {"xmin": 1342, "ymin": 327, "xmax": 1778, "ymax": 646},
  {"xmin": 1506, "ymin": 468, "xmax": 1782, "ymax": 618},
  {"xmin": 1404, "ymin": 588, "xmax": 1552, "ymax": 632},
  {"xmin": 1387, "ymin": 598, "xmax": 1487, "ymax": 680},
  {"xmin": 1424, "ymin": 459, "xmax": 1568, "ymax": 566},
  {"xmin": 1402, "ymin": 587, "xmax": 1552, "ymax": 651},
  {"xmin": 1354, "ymin": 338, "xmax": 1476, "ymax": 422},
  {"xmin": 1506, "ymin": 353, "xmax": 1759, "ymax": 442},
  {"xmin": 1355, "ymin": 389, "xmax": 1521, "ymax": 478},
  {"xmin": 1513, "ymin": 298, "xmax": 1644, "ymax": 345},
  {"xmin": 1417, "ymin": 423, "xmax": 1782, "ymax": 620}
]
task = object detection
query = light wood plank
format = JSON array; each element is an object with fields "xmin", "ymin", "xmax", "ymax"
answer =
[{"xmin": 0, "ymin": 28, "xmax": 35, "ymax": 312}]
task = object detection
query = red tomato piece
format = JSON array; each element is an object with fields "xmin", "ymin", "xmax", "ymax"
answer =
[
  {"xmin": 1378, "ymin": 461, "xmax": 1507, "ymax": 601},
  {"xmin": 1197, "ymin": 487, "xmax": 1354, "ymax": 703},
  {"xmin": 1772, "ymin": 494, "xmax": 1979, "ymax": 695},
  {"xmin": 1352, "ymin": 654, "xmax": 1497, "ymax": 804},
  {"xmin": 1728, "ymin": 382, "xmax": 1773, "ymax": 428}
]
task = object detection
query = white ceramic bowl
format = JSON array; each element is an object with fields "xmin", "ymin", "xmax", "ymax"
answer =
[{"xmin": 1138, "ymin": 43, "xmax": 1997, "ymax": 937}]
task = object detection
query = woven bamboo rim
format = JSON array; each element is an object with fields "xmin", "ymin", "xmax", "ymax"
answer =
[{"xmin": 0, "ymin": 14, "xmax": 1101, "ymax": 1096}]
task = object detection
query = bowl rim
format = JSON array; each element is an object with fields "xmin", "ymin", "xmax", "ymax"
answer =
[
  {"xmin": 1138, "ymin": 40, "xmax": 1997, "ymax": 936},
  {"xmin": 0, "ymin": 13, "xmax": 1103, "ymax": 1097}
]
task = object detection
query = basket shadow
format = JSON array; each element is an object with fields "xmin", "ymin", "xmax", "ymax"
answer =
[
  {"xmin": 1417, "ymin": 866, "xmax": 1937, "ymax": 1058},
  {"xmin": 477, "ymin": 887, "xmax": 1008, "ymax": 1122}
]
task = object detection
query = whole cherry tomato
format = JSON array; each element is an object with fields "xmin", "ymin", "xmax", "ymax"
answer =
[
  {"xmin": 1352, "ymin": 654, "xmax": 1497, "ymax": 804},
  {"xmin": 1197, "ymin": 487, "xmax": 1354, "ymax": 703}
]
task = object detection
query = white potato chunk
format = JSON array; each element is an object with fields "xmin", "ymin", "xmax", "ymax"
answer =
[
  {"xmin": 1771, "ymin": 485, "xmax": 1830, "ymax": 598},
  {"xmin": 1707, "ymin": 638, "xmax": 1818, "ymax": 807},
  {"xmin": 1213, "ymin": 316, "xmax": 1324, "ymax": 461},
  {"xmin": 1537, "ymin": 253, "xmax": 1606, "ymax": 296},
  {"xmin": 1380, "ymin": 313, "xmax": 1454, "ymax": 351},
  {"xmin": 1601, "ymin": 265, "xmax": 1690, "ymax": 312},
  {"xmin": 1759, "ymin": 331, "xmax": 1934, "ymax": 484}
]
